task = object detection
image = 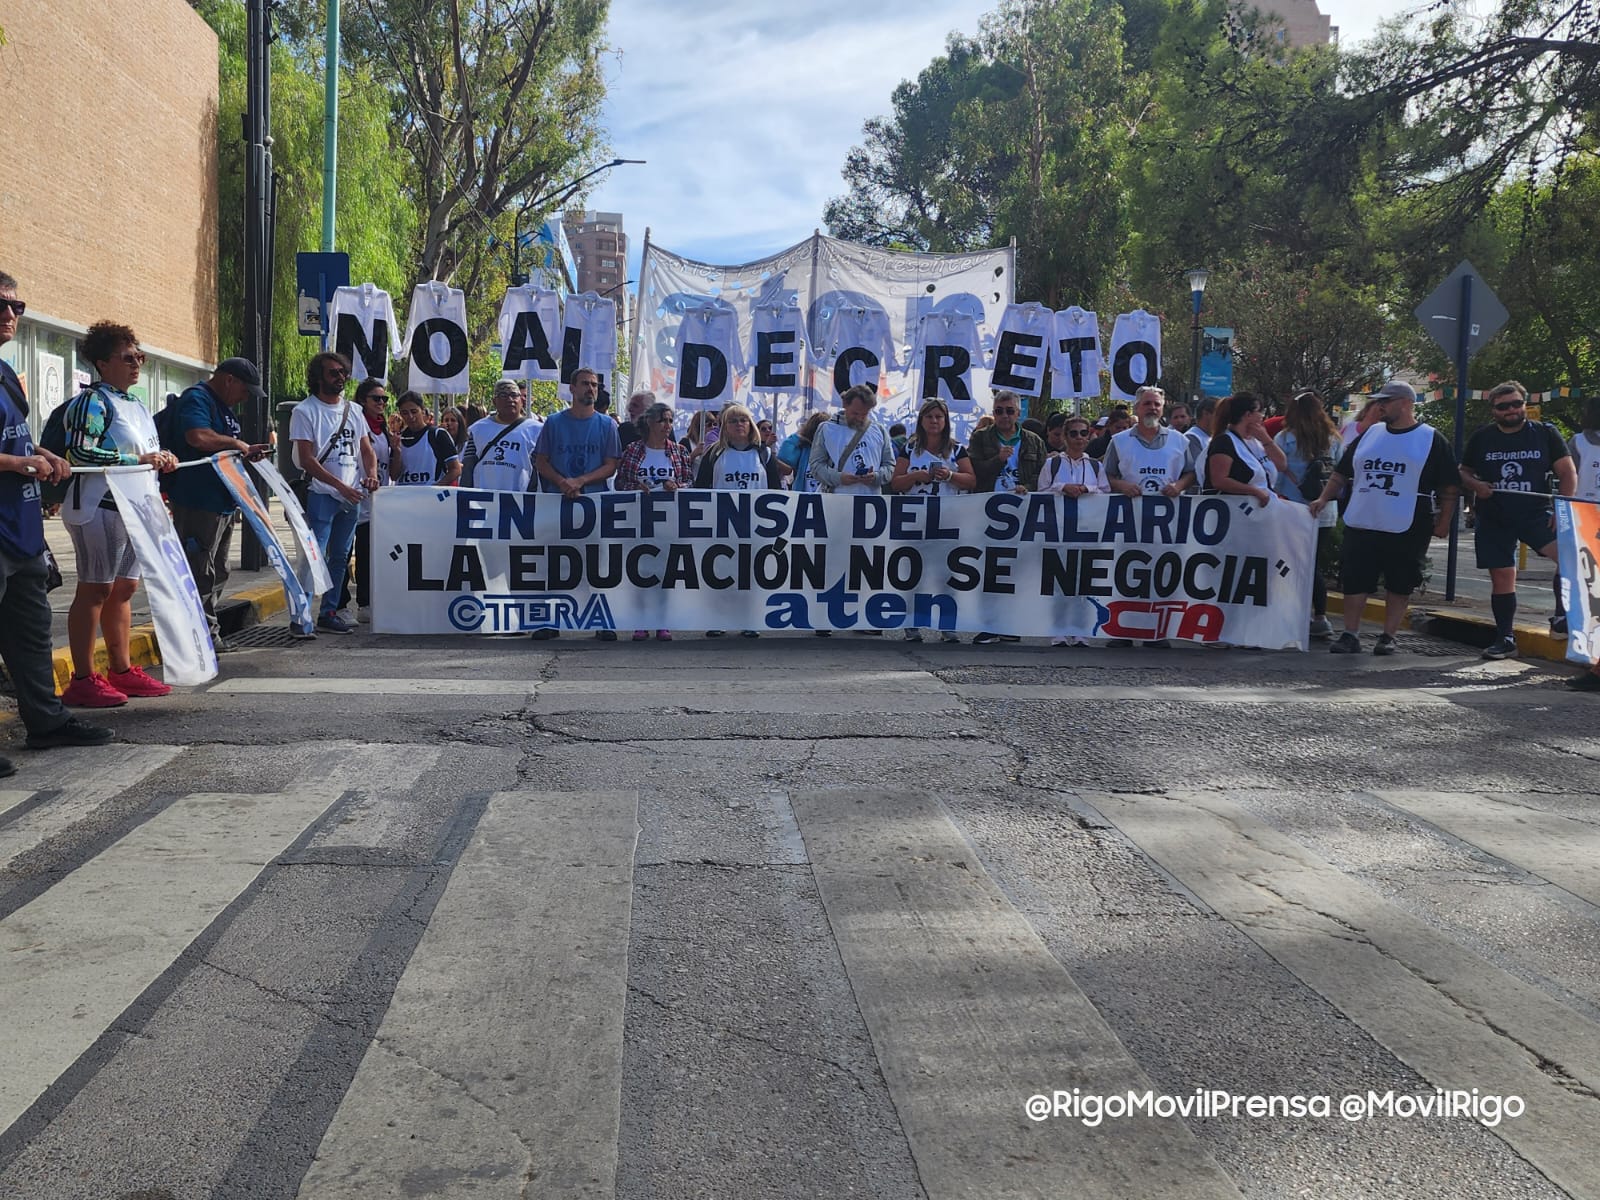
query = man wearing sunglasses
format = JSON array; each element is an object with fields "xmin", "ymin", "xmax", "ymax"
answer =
[
  {"xmin": 0, "ymin": 270, "xmax": 114, "ymax": 765},
  {"xmin": 1460, "ymin": 380, "xmax": 1576, "ymax": 659},
  {"xmin": 290, "ymin": 351, "xmax": 380, "ymax": 636}
]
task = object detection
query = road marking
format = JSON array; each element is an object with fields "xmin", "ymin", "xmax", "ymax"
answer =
[
  {"xmin": 950, "ymin": 684, "xmax": 1496, "ymax": 705},
  {"xmin": 296, "ymin": 790, "xmax": 640, "ymax": 1199},
  {"xmin": 0, "ymin": 746, "xmax": 182, "ymax": 873},
  {"xmin": 0, "ymin": 787, "xmax": 342, "ymax": 1133},
  {"xmin": 0, "ymin": 791, "xmax": 35, "ymax": 823},
  {"xmin": 792, "ymin": 789, "xmax": 1241, "ymax": 1199},
  {"xmin": 1088, "ymin": 789, "xmax": 1600, "ymax": 1199},
  {"xmin": 208, "ymin": 678, "xmax": 536, "ymax": 695},
  {"xmin": 1374, "ymin": 790, "xmax": 1600, "ymax": 908}
]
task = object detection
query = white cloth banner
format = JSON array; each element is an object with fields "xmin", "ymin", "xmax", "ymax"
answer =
[
  {"xmin": 103, "ymin": 470, "xmax": 218, "ymax": 685},
  {"xmin": 251, "ymin": 460, "xmax": 334, "ymax": 599},
  {"xmin": 371, "ymin": 488, "xmax": 1316, "ymax": 649},
  {"xmin": 632, "ymin": 234, "xmax": 1015, "ymax": 444}
]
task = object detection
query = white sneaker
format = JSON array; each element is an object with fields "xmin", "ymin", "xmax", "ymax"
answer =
[{"xmin": 357, "ymin": 605, "xmax": 372, "ymax": 624}]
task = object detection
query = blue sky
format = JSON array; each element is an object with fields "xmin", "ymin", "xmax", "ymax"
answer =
[{"xmin": 584, "ymin": 0, "xmax": 1396, "ymax": 284}]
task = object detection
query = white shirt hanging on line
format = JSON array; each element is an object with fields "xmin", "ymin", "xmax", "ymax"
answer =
[
  {"xmin": 403, "ymin": 281, "xmax": 472, "ymax": 394},
  {"xmin": 328, "ymin": 284, "xmax": 398, "ymax": 383}
]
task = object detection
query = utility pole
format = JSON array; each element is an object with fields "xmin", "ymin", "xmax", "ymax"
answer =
[
  {"xmin": 241, "ymin": 0, "xmax": 276, "ymax": 570},
  {"xmin": 321, "ymin": 0, "xmax": 339, "ymax": 254}
]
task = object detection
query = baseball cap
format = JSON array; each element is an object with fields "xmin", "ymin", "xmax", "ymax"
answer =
[
  {"xmin": 216, "ymin": 357, "xmax": 266, "ymax": 399},
  {"xmin": 1367, "ymin": 380, "xmax": 1416, "ymax": 403}
]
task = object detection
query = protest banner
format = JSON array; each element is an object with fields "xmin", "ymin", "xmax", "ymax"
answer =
[
  {"xmin": 248, "ymin": 459, "xmax": 333, "ymax": 604},
  {"xmin": 371, "ymin": 488, "xmax": 1316, "ymax": 649},
  {"xmin": 102, "ymin": 469, "xmax": 217, "ymax": 685},
  {"xmin": 212, "ymin": 454, "xmax": 318, "ymax": 630},
  {"xmin": 1555, "ymin": 497, "xmax": 1600, "ymax": 665}
]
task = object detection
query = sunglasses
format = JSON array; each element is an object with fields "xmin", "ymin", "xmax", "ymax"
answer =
[
  {"xmin": 365, "ymin": 393, "xmax": 389, "ymax": 404},
  {"xmin": 1066, "ymin": 429, "xmax": 1091, "ymax": 437},
  {"xmin": 1492, "ymin": 400, "xmax": 1525, "ymax": 411},
  {"xmin": 325, "ymin": 366, "xmax": 349, "ymax": 378},
  {"xmin": 0, "ymin": 299, "xmax": 25, "ymax": 316},
  {"xmin": 993, "ymin": 409, "xmax": 1019, "ymax": 416},
  {"xmin": 118, "ymin": 352, "xmax": 147, "ymax": 366}
]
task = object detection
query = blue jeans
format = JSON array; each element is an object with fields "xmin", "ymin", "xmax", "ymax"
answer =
[{"xmin": 304, "ymin": 490, "xmax": 360, "ymax": 620}]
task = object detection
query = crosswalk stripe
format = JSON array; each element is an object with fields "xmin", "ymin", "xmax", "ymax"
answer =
[
  {"xmin": 295, "ymin": 790, "xmax": 640, "ymax": 1198},
  {"xmin": 0, "ymin": 787, "xmax": 344, "ymax": 1134},
  {"xmin": 0, "ymin": 791, "xmax": 36, "ymax": 824},
  {"xmin": 1086, "ymin": 789, "xmax": 1600, "ymax": 1199},
  {"xmin": 1373, "ymin": 790, "xmax": 1600, "ymax": 909},
  {"xmin": 947, "ymin": 683, "xmax": 1552, "ymax": 706},
  {"xmin": 0, "ymin": 746, "xmax": 182, "ymax": 874},
  {"xmin": 208, "ymin": 678, "xmax": 535, "ymax": 695},
  {"xmin": 792, "ymin": 789, "xmax": 1241, "ymax": 1199}
]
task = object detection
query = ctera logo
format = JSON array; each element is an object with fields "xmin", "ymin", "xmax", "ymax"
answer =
[{"xmin": 448, "ymin": 592, "xmax": 615, "ymax": 634}]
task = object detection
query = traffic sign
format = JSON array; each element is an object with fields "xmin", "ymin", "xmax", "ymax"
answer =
[
  {"xmin": 1413, "ymin": 260, "xmax": 1508, "ymax": 360},
  {"xmin": 296, "ymin": 252, "xmax": 350, "ymax": 336}
]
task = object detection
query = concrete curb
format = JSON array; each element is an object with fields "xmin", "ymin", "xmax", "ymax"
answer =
[
  {"xmin": 1326, "ymin": 590, "xmax": 1568, "ymax": 663},
  {"xmin": 50, "ymin": 583, "xmax": 288, "ymax": 693}
]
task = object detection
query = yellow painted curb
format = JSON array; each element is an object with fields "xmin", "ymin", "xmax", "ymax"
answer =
[
  {"xmin": 50, "ymin": 582, "xmax": 290, "ymax": 694},
  {"xmin": 1325, "ymin": 592, "xmax": 1414, "ymax": 629}
]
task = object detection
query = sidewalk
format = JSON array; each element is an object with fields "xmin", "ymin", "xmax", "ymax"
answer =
[{"xmin": 43, "ymin": 503, "xmax": 296, "ymax": 691}]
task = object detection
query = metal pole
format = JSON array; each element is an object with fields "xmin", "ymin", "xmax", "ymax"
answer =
[
  {"xmin": 321, "ymin": 0, "xmax": 340, "ymax": 253},
  {"xmin": 1444, "ymin": 274, "xmax": 1473, "ymax": 603},
  {"xmin": 1189, "ymin": 291, "xmax": 1203, "ymax": 403}
]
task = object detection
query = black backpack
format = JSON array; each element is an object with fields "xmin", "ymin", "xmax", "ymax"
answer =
[
  {"xmin": 1298, "ymin": 453, "xmax": 1333, "ymax": 502},
  {"xmin": 36, "ymin": 395, "xmax": 77, "ymax": 506}
]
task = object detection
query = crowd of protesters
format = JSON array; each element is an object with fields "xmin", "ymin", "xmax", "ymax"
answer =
[{"xmin": 4, "ymin": 259, "xmax": 1598, "ymax": 767}]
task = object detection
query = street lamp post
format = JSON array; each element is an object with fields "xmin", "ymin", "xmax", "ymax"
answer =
[
  {"xmin": 1185, "ymin": 267, "xmax": 1210, "ymax": 404},
  {"xmin": 509, "ymin": 157, "xmax": 646, "ymax": 286}
]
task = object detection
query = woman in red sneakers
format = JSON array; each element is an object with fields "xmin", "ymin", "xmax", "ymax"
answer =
[{"xmin": 59, "ymin": 321, "xmax": 178, "ymax": 708}]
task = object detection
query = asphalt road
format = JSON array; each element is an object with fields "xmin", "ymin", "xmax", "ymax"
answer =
[{"xmin": 2, "ymin": 627, "xmax": 1598, "ymax": 1200}]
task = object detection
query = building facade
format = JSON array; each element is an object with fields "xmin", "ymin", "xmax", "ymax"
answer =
[
  {"xmin": 0, "ymin": 0, "xmax": 220, "ymax": 428},
  {"xmin": 564, "ymin": 210, "xmax": 628, "ymax": 329}
]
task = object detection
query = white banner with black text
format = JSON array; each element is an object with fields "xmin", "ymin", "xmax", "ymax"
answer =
[
  {"xmin": 103, "ymin": 470, "xmax": 219, "ymax": 685},
  {"xmin": 371, "ymin": 488, "xmax": 1316, "ymax": 649}
]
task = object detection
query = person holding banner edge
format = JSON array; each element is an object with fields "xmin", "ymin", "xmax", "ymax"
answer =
[
  {"xmin": 165, "ymin": 357, "xmax": 273, "ymax": 653},
  {"xmin": 60, "ymin": 321, "xmax": 179, "ymax": 707},
  {"xmin": 0, "ymin": 270, "xmax": 115, "ymax": 761},
  {"xmin": 1458, "ymin": 380, "xmax": 1575, "ymax": 659},
  {"xmin": 290, "ymin": 351, "xmax": 379, "ymax": 637}
]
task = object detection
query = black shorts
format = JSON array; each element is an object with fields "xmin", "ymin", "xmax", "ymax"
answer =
[
  {"xmin": 1473, "ymin": 500, "xmax": 1555, "ymax": 569},
  {"xmin": 1341, "ymin": 524, "xmax": 1430, "ymax": 596}
]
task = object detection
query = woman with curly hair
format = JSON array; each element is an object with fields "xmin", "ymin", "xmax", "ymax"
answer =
[{"xmin": 59, "ymin": 321, "xmax": 179, "ymax": 707}]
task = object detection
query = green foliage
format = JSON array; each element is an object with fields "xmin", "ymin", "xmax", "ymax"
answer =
[
  {"xmin": 199, "ymin": 0, "xmax": 416, "ymax": 398},
  {"xmin": 340, "ymin": 0, "xmax": 610, "ymax": 293},
  {"xmin": 827, "ymin": 0, "xmax": 1600, "ymax": 408}
]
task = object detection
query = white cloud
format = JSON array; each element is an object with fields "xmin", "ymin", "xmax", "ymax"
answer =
[{"xmin": 585, "ymin": 0, "xmax": 991, "ymax": 273}]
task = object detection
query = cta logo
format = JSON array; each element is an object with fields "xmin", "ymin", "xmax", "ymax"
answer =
[
  {"xmin": 447, "ymin": 592, "xmax": 615, "ymax": 634},
  {"xmin": 1092, "ymin": 598, "xmax": 1225, "ymax": 642}
]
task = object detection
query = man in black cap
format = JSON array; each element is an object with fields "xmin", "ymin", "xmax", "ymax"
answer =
[{"xmin": 165, "ymin": 358, "xmax": 273, "ymax": 652}]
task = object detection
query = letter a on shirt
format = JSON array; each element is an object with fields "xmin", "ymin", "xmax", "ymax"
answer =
[
  {"xmin": 404, "ymin": 281, "xmax": 471, "ymax": 394},
  {"xmin": 498, "ymin": 285, "xmax": 562, "ymax": 382}
]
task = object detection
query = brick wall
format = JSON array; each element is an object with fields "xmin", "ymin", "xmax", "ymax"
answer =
[{"xmin": 0, "ymin": 0, "xmax": 219, "ymax": 364}]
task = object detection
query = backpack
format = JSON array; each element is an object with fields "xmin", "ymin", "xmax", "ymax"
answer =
[
  {"xmin": 1298, "ymin": 454, "xmax": 1333, "ymax": 502},
  {"xmin": 154, "ymin": 392, "xmax": 185, "ymax": 455},
  {"xmin": 37, "ymin": 395, "xmax": 76, "ymax": 506}
]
